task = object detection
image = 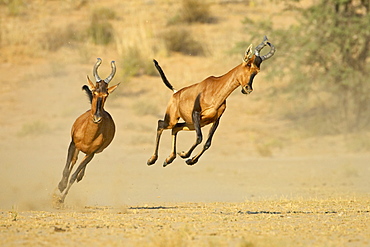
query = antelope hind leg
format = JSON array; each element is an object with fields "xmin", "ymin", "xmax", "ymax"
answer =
[
  {"xmin": 76, "ymin": 166, "xmax": 86, "ymax": 182},
  {"xmin": 186, "ymin": 117, "xmax": 220, "ymax": 165},
  {"xmin": 163, "ymin": 122, "xmax": 189, "ymax": 167},
  {"xmin": 179, "ymin": 109, "xmax": 202, "ymax": 159}
]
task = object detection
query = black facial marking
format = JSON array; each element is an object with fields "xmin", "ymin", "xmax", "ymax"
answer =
[
  {"xmin": 254, "ymin": 56, "xmax": 262, "ymax": 68},
  {"xmin": 94, "ymin": 97, "xmax": 103, "ymax": 119},
  {"xmin": 248, "ymin": 72, "xmax": 257, "ymax": 88}
]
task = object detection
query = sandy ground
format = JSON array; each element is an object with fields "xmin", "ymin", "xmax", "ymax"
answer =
[
  {"xmin": 1, "ymin": 1, "xmax": 370, "ymax": 246},
  {"xmin": 1, "ymin": 61, "xmax": 369, "ymax": 247},
  {"xmin": 1, "ymin": 198, "xmax": 370, "ymax": 247}
]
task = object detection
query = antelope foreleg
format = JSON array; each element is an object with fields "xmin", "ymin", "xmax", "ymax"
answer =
[
  {"xmin": 59, "ymin": 153, "xmax": 94, "ymax": 203},
  {"xmin": 186, "ymin": 117, "xmax": 220, "ymax": 166},
  {"xmin": 147, "ymin": 120, "xmax": 166, "ymax": 166},
  {"xmin": 58, "ymin": 141, "xmax": 79, "ymax": 193}
]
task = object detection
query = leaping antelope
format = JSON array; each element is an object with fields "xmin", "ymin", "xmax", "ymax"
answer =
[
  {"xmin": 147, "ymin": 36, "xmax": 275, "ymax": 167},
  {"xmin": 58, "ymin": 58, "xmax": 120, "ymax": 203}
]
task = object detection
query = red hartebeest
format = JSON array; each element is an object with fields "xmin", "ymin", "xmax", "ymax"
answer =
[
  {"xmin": 58, "ymin": 58, "xmax": 120, "ymax": 203},
  {"xmin": 147, "ymin": 36, "xmax": 275, "ymax": 167}
]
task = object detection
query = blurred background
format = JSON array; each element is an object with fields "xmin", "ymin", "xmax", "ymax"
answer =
[{"xmin": 0, "ymin": 0, "xmax": 369, "ymax": 210}]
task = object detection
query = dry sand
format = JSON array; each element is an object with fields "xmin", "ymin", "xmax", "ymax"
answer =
[{"xmin": 1, "ymin": 1, "xmax": 369, "ymax": 246}]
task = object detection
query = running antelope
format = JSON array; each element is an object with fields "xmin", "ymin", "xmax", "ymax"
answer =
[
  {"xmin": 58, "ymin": 58, "xmax": 120, "ymax": 203},
  {"xmin": 147, "ymin": 36, "xmax": 275, "ymax": 167}
]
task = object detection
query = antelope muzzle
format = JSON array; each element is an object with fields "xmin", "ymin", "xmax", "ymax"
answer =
[
  {"xmin": 93, "ymin": 97, "xmax": 103, "ymax": 123},
  {"xmin": 241, "ymin": 72, "xmax": 256, "ymax": 95}
]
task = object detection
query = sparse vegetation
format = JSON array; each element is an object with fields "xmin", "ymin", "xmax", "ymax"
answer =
[
  {"xmin": 241, "ymin": 0, "xmax": 370, "ymax": 135},
  {"xmin": 1, "ymin": 2, "xmax": 370, "ymax": 247},
  {"xmin": 1, "ymin": 0, "xmax": 24, "ymax": 16},
  {"xmin": 17, "ymin": 121, "xmax": 50, "ymax": 137},
  {"xmin": 120, "ymin": 46, "xmax": 158, "ymax": 79},
  {"xmin": 169, "ymin": 0, "xmax": 215, "ymax": 24},
  {"xmin": 10, "ymin": 206, "xmax": 18, "ymax": 221},
  {"xmin": 42, "ymin": 24, "xmax": 84, "ymax": 52},
  {"xmin": 88, "ymin": 7, "xmax": 116, "ymax": 45},
  {"xmin": 161, "ymin": 27, "xmax": 205, "ymax": 56}
]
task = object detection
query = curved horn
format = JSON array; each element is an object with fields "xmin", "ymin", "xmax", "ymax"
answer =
[
  {"xmin": 104, "ymin": 61, "xmax": 116, "ymax": 84},
  {"xmin": 254, "ymin": 36, "xmax": 268, "ymax": 56},
  {"xmin": 260, "ymin": 41, "xmax": 276, "ymax": 61},
  {"xmin": 93, "ymin": 58, "xmax": 102, "ymax": 82}
]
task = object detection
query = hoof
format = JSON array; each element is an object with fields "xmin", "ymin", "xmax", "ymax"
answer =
[
  {"xmin": 51, "ymin": 190, "xmax": 65, "ymax": 209},
  {"xmin": 58, "ymin": 195, "xmax": 65, "ymax": 204},
  {"xmin": 163, "ymin": 155, "xmax": 176, "ymax": 167},
  {"xmin": 147, "ymin": 156, "xmax": 158, "ymax": 166},
  {"xmin": 163, "ymin": 160, "xmax": 172, "ymax": 167},
  {"xmin": 178, "ymin": 151, "xmax": 190, "ymax": 159},
  {"xmin": 185, "ymin": 158, "xmax": 198, "ymax": 166}
]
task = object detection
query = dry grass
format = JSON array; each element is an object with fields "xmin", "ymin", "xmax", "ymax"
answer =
[
  {"xmin": 88, "ymin": 7, "xmax": 116, "ymax": 45},
  {"xmin": 168, "ymin": 0, "xmax": 216, "ymax": 25},
  {"xmin": 16, "ymin": 121, "xmax": 50, "ymax": 137},
  {"xmin": 161, "ymin": 27, "xmax": 205, "ymax": 56},
  {"xmin": 1, "ymin": 0, "xmax": 25, "ymax": 16}
]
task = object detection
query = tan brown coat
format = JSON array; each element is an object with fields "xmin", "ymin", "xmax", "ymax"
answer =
[
  {"xmin": 148, "ymin": 36, "xmax": 276, "ymax": 167},
  {"xmin": 58, "ymin": 59, "xmax": 120, "ymax": 203}
]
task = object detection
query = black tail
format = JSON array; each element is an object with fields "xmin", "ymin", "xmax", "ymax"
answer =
[{"xmin": 153, "ymin": 59, "xmax": 176, "ymax": 92}]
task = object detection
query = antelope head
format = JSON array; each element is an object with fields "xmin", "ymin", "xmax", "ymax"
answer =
[
  {"xmin": 83, "ymin": 58, "xmax": 120, "ymax": 123},
  {"xmin": 240, "ymin": 36, "xmax": 276, "ymax": 95}
]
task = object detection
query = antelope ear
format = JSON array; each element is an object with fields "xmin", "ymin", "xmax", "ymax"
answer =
[
  {"xmin": 243, "ymin": 44, "xmax": 253, "ymax": 62},
  {"xmin": 108, "ymin": 82, "xmax": 120, "ymax": 94},
  {"xmin": 82, "ymin": 85, "xmax": 93, "ymax": 104},
  {"xmin": 87, "ymin": 75, "xmax": 95, "ymax": 90}
]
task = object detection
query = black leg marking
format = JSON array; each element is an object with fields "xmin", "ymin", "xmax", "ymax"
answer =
[
  {"xmin": 186, "ymin": 117, "xmax": 220, "ymax": 165},
  {"xmin": 179, "ymin": 94, "xmax": 203, "ymax": 160}
]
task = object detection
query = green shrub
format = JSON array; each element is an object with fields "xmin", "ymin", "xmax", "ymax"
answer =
[
  {"xmin": 89, "ymin": 21, "xmax": 114, "ymax": 45},
  {"xmin": 161, "ymin": 27, "xmax": 204, "ymax": 56},
  {"xmin": 2, "ymin": 0, "xmax": 24, "ymax": 16},
  {"xmin": 121, "ymin": 46, "xmax": 157, "ymax": 79},
  {"xmin": 88, "ymin": 8, "xmax": 116, "ymax": 45},
  {"xmin": 90, "ymin": 7, "xmax": 116, "ymax": 21},
  {"xmin": 240, "ymin": 0, "xmax": 370, "ymax": 134},
  {"xmin": 169, "ymin": 0, "xmax": 215, "ymax": 24}
]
